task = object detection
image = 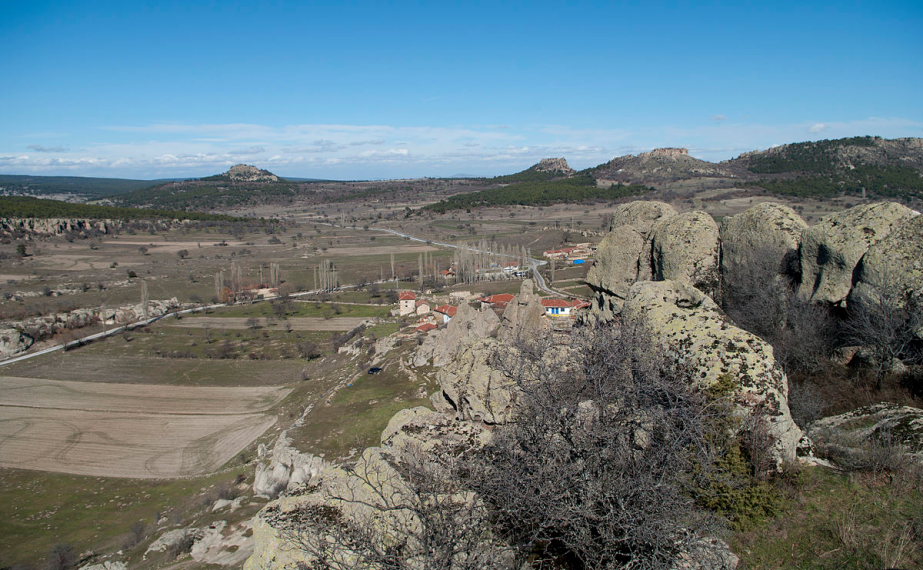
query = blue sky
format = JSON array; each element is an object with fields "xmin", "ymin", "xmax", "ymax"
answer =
[{"xmin": 2, "ymin": 0, "xmax": 921, "ymax": 180}]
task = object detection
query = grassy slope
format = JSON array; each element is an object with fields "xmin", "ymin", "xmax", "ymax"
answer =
[{"xmin": 733, "ymin": 467, "xmax": 922, "ymax": 569}]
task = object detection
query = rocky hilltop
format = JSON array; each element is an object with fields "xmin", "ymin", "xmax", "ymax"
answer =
[
  {"xmin": 530, "ymin": 157, "xmax": 575, "ymax": 175},
  {"xmin": 226, "ymin": 164, "xmax": 280, "ymax": 183},
  {"xmin": 590, "ymin": 147, "xmax": 734, "ymax": 184}
]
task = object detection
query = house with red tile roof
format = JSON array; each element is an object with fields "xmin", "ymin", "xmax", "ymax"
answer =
[
  {"xmin": 540, "ymin": 298, "xmax": 591, "ymax": 317},
  {"xmin": 398, "ymin": 291, "xmax": 417, "ymax": 316},
  {"xmin": 478, "ymin": 293, "xmax": 515, "ymax": 309},
  {"xmin": 433, "ymin": 304, "xmax": 458, "ymax": 323},
  {"xmin": 416, "ymin": 323, "xmax": 438, "ymax": 333}
]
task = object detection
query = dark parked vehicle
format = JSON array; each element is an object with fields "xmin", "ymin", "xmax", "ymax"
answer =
[{"xmin": 368, "ymin": 367, "xmax": 383, "ymax": 375}]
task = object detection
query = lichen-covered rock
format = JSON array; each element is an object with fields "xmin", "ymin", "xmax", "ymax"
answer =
[
  {"xmin": 497, "ymin": 279, "xmax": 548, "ymax": 343},
  {"xmin": 849, "ymin": 214, "xmax": 923, "ymax": 331},
  {"xmin": 586, "ymin": 225, "xmax": 649, "ymax": 319},
  {"xmin": 0, "ymin": 327, "xmax": 33, "ymax": 359},
  {"xmin": 721, "ymin": 202, "xmax": 806, "ymax": 286},
  {"xmin": 607, "ymin": 200, "xmax": 677, "ymax": 234},
  {"xmin": 413, "ymin": 302, "xmax": 499, "ymax": 367},
  {"xmin": 253, "ymin": 435, "xmax": 327, "ymax": 499},
  {"xmin": 808, "ymin": 403, "xmax": 923, "ymax": 466},
  {"xmin": 436, "ymin": 338, "xmax": 519, "ymax": 424},
  {"xmin": 649, "ymin": 211, "xmax": 721, "ymax": 297},
  {"xmin": 381, "ymin": 406, "xmax": 493, "ymax": 465},
  {"xmin": 622, "ymin": 280, "xmax": 804, "ymax": 463},
  {"xmin": 585, "ymin": 201, "xmax": 676, "ymax": 320},
  {"xmin": 798, "ymin": 202, "xmax": 918, "ymax": 305}
]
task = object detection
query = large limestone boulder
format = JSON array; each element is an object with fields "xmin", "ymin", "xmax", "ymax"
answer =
[
  {"xmin": 436, "ymin": 338, "xmax": 519, "ymax": 424},
  {"xmin": 253, "ymin": 435, "xmax": 327, "ymax": 499},
  {"xmin": 380, "ymin": 406, "xmax": 493, "ymax": 464},
  {"xmin": 622, "ymin": 280, "xmax": 804, "ymax": 463},
  {"xmin": 721, "ymin": 202, "xmax": 806, "ymax": 286},
  {"xmin": 498, "ymin": 279, "xmax": 548, "ymax": 343},
  {"xmin": 586, "ymin": 201, "xmax": 676, "ymax": 320},
  {"xmin": 808, "ymin": 403, "xmax": 923, "ymax": 467},
  {"xmin": 849, "ymin": 214, "xmax": 923, "ymax": 331},
  {"xmin": 649, "ymin": 211, "xmax": 721, "ymax": 297},
  {"xmin": 0, "ymin": 327, "xmax": 33, "ymax": 359},
  {"xmin": 413, "ymin": 302, "xmax": 499, "ymax": 367},
  {"xmin": 798, "ymin": 202, "xmax": 919, "ymax": 305},
  {"xmin": 608, "ymin": 200, "xmax": 677, "ymax": 233}
]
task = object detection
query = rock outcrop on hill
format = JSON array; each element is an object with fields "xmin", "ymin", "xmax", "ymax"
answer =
[
  {"xmin": 412, "ymin": 302, "xmax": 500, "ymax": 367},
  {"xmin": 0, "ymin": 298, "xmax": 182, "ymax": 359},
  {"xmin": 436, "ymin": 338, "xmax": 519, "ymax": 425},
  {"xmin": 849, "ymin": 214, "xmax": 923, "ymax": 319},
  {"xmin": 622, "ymin": 280, "xmax": 805, "ymax": 464},
  {"xmin": 649, "ymin": 211, "xmax": 721, "ymax": 297},
  {"xmin": 227, "ymin": 164, "xmax": 280, "ymax": 182},
  {"xmin": 531, "ymin": 157, "xmax": 575, "ymax": 175},
  {"xmin": 808, "ymin": 403, "xmax": 923, "ymax": 467},
  {"xmin": 720, "ymin": 202, "xmax": 806, "ymax": 288},
  {"xmin": 1, "ymin": 217, "xmax": 117, "ymax": 238},
  {"xmin": 797, "ymin": 202, "xmax": 918, "ymax": 306},
  {"xmin": 592, "ymin": 148, "xmax": 733, "ymax": 184},
  {"xmin": 497, "ymin": 279, "xmax": 548, "ymax": 343},
  {"xmin": 586, "ymin": 200, "xmax": 676, "ymax": 318}
]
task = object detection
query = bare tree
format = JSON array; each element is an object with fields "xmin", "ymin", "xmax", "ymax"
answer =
[{"xmin": 473, "ymin": 324, "xmax": 725, "ymax": 569}]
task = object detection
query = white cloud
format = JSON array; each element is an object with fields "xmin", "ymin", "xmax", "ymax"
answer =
[{"xmin": 2, "ymin": 117, "xmax": 921, "ymax": 178}]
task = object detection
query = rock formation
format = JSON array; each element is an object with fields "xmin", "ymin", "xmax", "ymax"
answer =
[
  {"xmin": 412, "ymin": 302, "xmax": 500, "ymax": 367},
  {"xmin": 720, "ymin": 202, "xmax": 806, "ymax": 288},
  {"xmin": 1, "ymin": 217, "xmax": 117, "ymax": 238},
  {"xmin": 497, "ymin": 279, "xmax": 548, "ymax": 343},
  {"xmin": 227, "ymin": 164, "xmax": 280, "ymax": 182},
  {"xmin": 849, "ymin": 213, "xmax": 923, "ymax": 326},
  {"xmin": 436, "ymin": 338, "xmax": 519, "ymax": 424},
  {"xmin": 621, "ymin": 280, "xmax": 805, "ymax": 464},
  {"xmin": 586, "ymin": 200, "xmax": 676, "ymax": 319},
  {"xmin": 532, "ymin": 157, "xmax": 575, "ymax": 175},
  {"xmin": 649, "ymin": 211, "xmax": 721, "ymax": 297},
  {"xmin": 797, "ymin": 202, "xmax": 918, "ymax": 306},
  {"xmin": 253, "ymin": 435, "xmax": 327, "ymax": 499},
  {"xmin": 808, "ymin": 403, "xmax": 923, "ymax": 466},
  {"xmin": 0, "ymin": 298, "xmax": 182, "ymax": 359}
]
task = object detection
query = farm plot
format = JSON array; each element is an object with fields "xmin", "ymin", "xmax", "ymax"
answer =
[
  {"xmin": 0, "ymin": 376, "xmax": 290, "ymax": 478},
  {"xmin": 168, "ymin": 316, "xmax": 368, "ymax": 331}
]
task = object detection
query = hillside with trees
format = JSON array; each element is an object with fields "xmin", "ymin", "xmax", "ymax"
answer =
[{"xmin": 0, "ymin": 196, "xmax": 241, "ymax": 221}]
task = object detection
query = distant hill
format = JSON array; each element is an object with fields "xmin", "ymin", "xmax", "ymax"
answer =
[
  {"xmin": 727, "ymin": 136, "xmax": 923, "ymax": 199},
  {"xmin": 0, "ymin": 195, "xmax": 240, "ymax": 221},
  {"xmin": 587, "ymin": 148, "xmax": 733, "ymax": 184},
  {"xmin": 491, "ymin": 158, "xmax": 577, "ymax": 184},
  {"xmin": 0, "ymin": 174, "xmax": 170, "ymax": 199},
  {"xmin": 111, "ymin": 164, "xmax": 316, "ymax": 211}
]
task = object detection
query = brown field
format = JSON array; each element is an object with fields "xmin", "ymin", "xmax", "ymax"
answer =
[
  {"xmin": 318, "ymin": 243, "xmax": 439, "ymax": 256},
  {"xmin": 167, "ymin": 316, "xmax": 369, "ymax": 331},
  {"xmin": 0, "ymin": 376, "xmax": 290, "ymax": 478}
]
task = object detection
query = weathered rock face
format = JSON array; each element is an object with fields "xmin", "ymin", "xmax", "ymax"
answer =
[
  {"xmin": 0, "ymin": 327, "xmax": 33, "ymax": 359},
  {"xmin": 497, "ymin": 279, "xmax": 548, "ymax": 343},
  {"xmin": 436, "ymin": 338, "xmax": 519, "ymax": 424},
  {"xmin": 0, "ymin": 298, "xmax": 182, "ymax": 359},
  {"xmin": 649, "ymin": 211, "xmax": 721, "ymax": 297},
  {"xmin": 586, "ymin": 201, "xmax": 677, "ymax": 320},
  {"xmin": 849, "ymin": 214, "xmax": 923, "ymax": 323},
  {"xmin": 622, "ymin": 280, "xmax": 804, "ymax": 464},
  {"xmin": 412, "ymin": 302, "xmax": 500, "ymax": 367},
  {"xmin": 798, "ymin": 202, "xmax": 919, "ymax": 305},
  {"xmin": 607, "ymin": 200, "xmax": 677, "ymax": 234},
  {"xmin": 721, "ymin": 202, "xmax": 806, "ymax": 287},
  {"xmin": 532, "ymin": 157, "xmax": 575, "ymax": 175},
  {"xmin": 380, "ymin": 406, "xmax": 493, "ymax": 465},
  {"xmin": 1, "ymin": 217, "xmax": 116, "ymax": 238},
  {"xmin": 253, "ymin": 435, "xmax": 328, "ymax": 499},
  {"xmin": 227, "ymin": 164, "xmax": 279, "ymax": 182},
  {"xmin": 808, "ymin": 403, "xmax": 923, "ymax": 466}
]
